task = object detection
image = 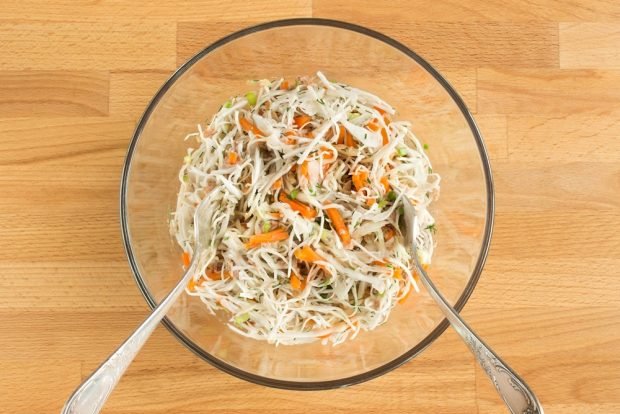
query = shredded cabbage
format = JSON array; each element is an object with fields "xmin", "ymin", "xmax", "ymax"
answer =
[{"xmin": 170, "ymin": 72, "xmax": 440, "ymax": 346}]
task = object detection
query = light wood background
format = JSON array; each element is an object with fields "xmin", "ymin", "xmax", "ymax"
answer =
[{"xmin": 1, "ymin": 1, "xmax": 619, "ymax": 413}]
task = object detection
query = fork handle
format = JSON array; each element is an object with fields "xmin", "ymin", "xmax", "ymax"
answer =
[
  {"xmin": 416, "ymin": 268, "xmax": 544, "ymax": 414},
  {"xmin": 61, "ymin": 269, "xmax": 194, "ymax": 414}
]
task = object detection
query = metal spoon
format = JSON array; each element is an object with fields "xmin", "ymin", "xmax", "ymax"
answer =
[
  {"xmin": 400, "ymin": 196, "xmax": 543, "ymax": 414},
  {"xmin": 61, "ymin": 198, "xmax": 212, "ymax": 414}
]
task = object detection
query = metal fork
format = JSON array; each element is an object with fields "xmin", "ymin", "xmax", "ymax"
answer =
[
  {"xmin": 61, "ymin": 198, "xmax": 212, "ymax": 414},
  {"xmin": 400, "ymin": 196, "xmax": 543, "ymax": 414}
]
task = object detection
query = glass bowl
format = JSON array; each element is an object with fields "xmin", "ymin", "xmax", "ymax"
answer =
[{"xmin": 120, "ymin": 18, "xmax": 494, "ymax": 390}]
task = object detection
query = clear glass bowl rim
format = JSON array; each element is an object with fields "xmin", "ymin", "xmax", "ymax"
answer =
[{"xmin": 119, "ymin": 17, "xmax": 495, "ymax": 390}]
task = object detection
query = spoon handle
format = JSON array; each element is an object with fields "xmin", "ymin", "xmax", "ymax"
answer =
[
  {"xmin": 416, "ymin": 268, "xmax": 543, "ymax": 414},
  {"xmin": 61, "ymin": 268, "xmax": 194, "ymax": 414}
]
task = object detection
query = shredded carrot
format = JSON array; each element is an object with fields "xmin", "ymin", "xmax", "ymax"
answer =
[
  {"xmin": 290, "ymin": 273, "xmax": 304, "ymax": 290},
  {"xmin": 244, "ymin": 228, "xmax": 289, "ymax": 249},
  {"xmin": 272, "ymin": 178, "xmax": 283, "ymax": 190},
  {"xmin": 227, "ymin": 151, "xmax": 238, "ymax": 164},
  {"xmin": 239, "ymin": 117, "xmax": 263, "ymax": 136},
  {"xmin": 366, "ymin": 197, "xmax": 376, "ymax": 207},
  {"xmin": 300, "ymin": 161, "xmax": 309, "ymax": 180},
  {"xmin": 187, "ymin": 276, "xmax": 204, "ymax": 292},
  {"xmin": 381, "ymin": 128, "xmax": 389, "ymax": 145},
  {"xmin": 281, "ymin": 80, "xmax": 289, "ymax": 90},
  {"xmin": 284, "ymin": 130, "xmax": 297, "ymax": 145},
  {"xmin": 204, "ymin": 269, "xmax": 231, "ymax": 280},
  {"xmin": 294, "ymin": 115, "xmax": 312, "ymax": 129},
  {"xmin": 380, "ymin": 176, "xmax": 391, "ymax": 193},
  {"xmin": 278, "ymin": 192, "xmax": 317, "ymax": 219},
  {"xmin": 294, "ymin": 245, "xmax": 323, "ymax": 263},
  {"xmin": 325, "ymin": 207, "xmax": 352, "ymax": 246},
  {"xmin": 182, "ymin": 252, "xmax": 190, "ymax": 267},
  {"xmin": 337, "ymin": 126, "xmax": 345, "ymax": 145},
  {"xmin": 367, "ymin": 119, "xmax": 381, "ymax": 132},
  {"xmin": 345, "ymin": 129, "xmax": 356, "ymax": 147},
  {"xmin": 373, "ymin": 105, "xmax": 387, "ymax": 115},
  {"xmin": 320, "ymin": 146, "xmax": 335, "ymax": 160},
  {"xmin": 371, "ymin": 259, "xmax": 387, "ymax": 266},
  {"xmin": 337, "ymin": 125, "xmax": 356, "ymax": 147},
  {"xmin": 352, "ymin": 170, "xmax": 368, "ymax": 192},
  {"xmin": 393, "ymin": 267, "xmax": 403, "ymax": 279},
  {"xmin": 270, "ymin": 211, "xmax": 283, "ymax": 219},
  {"xmin": 384, "ymin": 226, "xmax": 395, "ymax": 241}
]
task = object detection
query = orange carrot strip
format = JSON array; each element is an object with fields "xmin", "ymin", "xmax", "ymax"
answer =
[
  {"xmin": 352, "ymin": 170, "xmax": 368, "ymax": 192},
  {"xmin": 290, "ymin": 273, "xmax": 304, "ymax": 290},
  {"xmin": 294, "ymin": 245, "xmax": 323, "ymax": 262},
  {"xmin": 344, "ymin": 129, "xmax": 356, "ymax": 147},
  {"xmin": 278, "ymin": 192, "xmax": 317, "ymax": 219},
  {"xmin": 182, "ymin": 252, "xmax": 190, "ymax": 267},
  {"xmin": 272, "ymin": 178, "xmax": 283, "ymax": 190},
  {"xmin": 384, "ymin": 226, "xmax": 395, "ymax": 241},
  {"xmin": 366, "ymin": 197, "xmax": 376, "ymax": 207},
  {"xmin": 373, "ymin": 105, "xmax": 387, "ymax": 115},
  {"xmin": 367, "ymin": 120, "xmax": 381, "ymax": 132},
  {"xmin": 381, "ymin": 128, "xmax": 389, "ymax": 146},
  {"xmin": 281, "ymin": 80, "xmax": 289, "ymax": 90},
  {"xmin": 320, "ymin": 146, "xmax": 335, "ymax": 160},
  {"xmin": 227, "ymin": 151, "xmax": 238, "ymax": 164},
  {"xmin": 380, "ymin": 176, "xmax": 391, "ymax": 193},
  {"xmin": 284, "ymin": 130, "xmax": 297, "ymax": 145},
  {"xmin": 270, "ymin": 212, "xmax": 283, "ymax": 219},
  {"xmin": 239, "ymin": 117, "xmax": 263, "ymax": 136},
  {"xmin": 294, "ymin": 114, "xmax": 312, "ymax": 129},
  {"xmin": 300, "ymin": 161, "xmax": 309, "ymax": 180},
  {"xmin": 325, "ymin": 207, "xmax": 352, "ymax": 246},
  {"xmin": 187, "ymin": 277, "xmax": 200, "ymax": 292},
  {"xmin": 205, "ymin": 269, "xmax": 231, "ymax": 280},
  {"xmin": 337, "ymin": 126, "xmax": 345, "ymax": 145},
  {"xmin": 244, "ymin": 228, "xmax": 289, "ymax": 249},
  {"xmin": 393, "ymin": 267, "xmax": 403, "ymax": 279}
]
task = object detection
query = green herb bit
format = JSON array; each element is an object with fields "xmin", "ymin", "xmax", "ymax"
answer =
[
  {"xmin": 224, "ymin": 100, "xmax": 232, "ymax": 108},
  {"xmin": 234, "ymin": 313, "xmax": 250, "ymax": 324},
  {"xmin": 427, "ymin": 167, "xmax": 433, "ymax": 174},
  {"xmin": 398, "ymin": 206, "xmax": 405, "ymax": 215},
  {"xmin": 426, "ymin": 223, "xmax": 437, "ymax": 234},
  {"xmin": 182, "ymin": 173, "xmax": 189, "ymax": 183},
  {"xmin": 289, "ymin": 188, "xmax": 299, "ymax": 200},
  {"xmin": 396, "ymin": 147, "xmax": 407, "ymax": 157},
  {"xmin": 423, "ymin": 143, "xmax": 429, "ymax": 150},
  {"xmin": 377, "ymin": 199, "xmax": 388, "ymax": 209},
  {"xmin": 245, "ymin": 91, "xmax": 257, "ymax": 106},
  {"xmin": 262, "ymin": 221, "xmax": 271, "ymax": 232},
  {"xmin": 386, "ymin": 191, "xmax": 397, "ymax": 202}
]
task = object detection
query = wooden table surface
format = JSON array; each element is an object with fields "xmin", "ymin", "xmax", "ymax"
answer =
[{"xmin": 1, "ymin": 1, "xmax": 620, "ymax": 413}]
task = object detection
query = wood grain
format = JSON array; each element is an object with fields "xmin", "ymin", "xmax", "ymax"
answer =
[
  {"xmin": 0, "ymin": 71, "xmax": 109, "ymax": 118},
  {"xmin": 478, "ymin": 68, "xmax": 620, "ymax": 115},
  {"xmin": 560, "ymin": 23, "xmax": 620, "ymax": 68},
  {"xmin": 314, "ymin": 0, "xmax": 620, "ymax": 22},
  {"xmin": 0, "ymin": 22, "xmax": 177, "ymax": 71},
  {"xmin": 1, "ymin": 2, "xmax": 619, "ymax": 414}
]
